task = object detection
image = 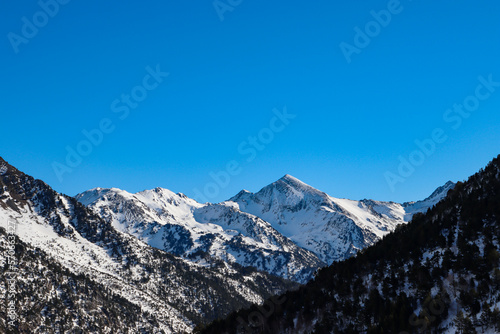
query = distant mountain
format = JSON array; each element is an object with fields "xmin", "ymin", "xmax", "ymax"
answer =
[
  {"xmin": 403, "ymin": 180, "xmax": 457, "ymax": 220},
  {"xmin": 229, "ymin": 174, "xmax": 455, "ymax": 264},
  {"xmin": 76, "ymin": 187, "xmax": 322, "ymax": 283},
  {"xmin": 0, "ymin": 157, "xmax": 296, "ymax": 333},
  {"xmin": 199, "ymin": 156, "xmax": 500, "ymax": 333},
  {"xmin": 77, "ymin": 176, "xmax": 453, "ymax": 284}
]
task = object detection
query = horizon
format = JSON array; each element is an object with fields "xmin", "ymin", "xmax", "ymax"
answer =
[
  {"xmin": 1, "ymin": 153, "xmax": 462, "ymax": 204},
  {"xmin": 2, "ymin": 0, "xmax": 500, "ymax": 204}
]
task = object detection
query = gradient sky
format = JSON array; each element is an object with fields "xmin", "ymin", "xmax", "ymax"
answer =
[{"xmin": 1, "ymin": 0, "xmax": 500, "ymax": 203}]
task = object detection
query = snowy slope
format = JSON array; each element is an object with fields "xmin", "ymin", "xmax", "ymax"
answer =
[
  {"xmin": 229, "ymin": 175, "xmax": 455, "ymax": 264},
  {"xmin": 0, "ymin": 157, "xmax": 297, "ymax": 333},
  {"xmin": 77, "ymin": 187, "xmax": 323, "ymax": 283},
  {"xmin": 77, "ymin": 174, "xmax": 454, "ymax": 282},
  {"xmin": 403, "ymin": 181, "xmax": 456, "ymax": 220}
]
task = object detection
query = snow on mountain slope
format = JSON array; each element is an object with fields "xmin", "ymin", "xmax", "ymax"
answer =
[
  {"xmin": 0, "ymin": 157, "xmax": 297, "ymax": 332},
  {"xmin": 229, "ymin": 174, "xmax": 455, "ymax": 264},
  {"xmin": 77, "ymin": 174, "xmax": 455, "ymax": 282},
  {"xmin": 77, "ymin": 187, "xmax": 323, "ymax": 283},
  {"xmin": 403, "ymin": 180, "xmax": 456, "ymax": 221},
  {"xmin": 0, "ymin": 166, "xmax": 190, "ymax": 332}
]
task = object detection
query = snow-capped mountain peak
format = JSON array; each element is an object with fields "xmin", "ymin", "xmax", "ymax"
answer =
[
  {"xmin": 273, "ymin": 174, "xmax": 325, "ymax": 197},
  {"xmin": 228, "ymin": 175, "xmax": 455, "ymax": 264},
  {"xmin": 77, "ymin": 185, "xmax": 323, "ymax": 283},
  {"xmin": 278, "ymin": 174, "xmax": 311, "ymax": 188},
  {"xmin": 425, "ymin": 180, "xmax": 455, "ymax": 201},
  {"xmin": 403, "ymin": 180, "xmax": 456, "ymax": 220},
  {"xmin": 231, "ymin": 174, "xmax": 330, "ymax": 213}
]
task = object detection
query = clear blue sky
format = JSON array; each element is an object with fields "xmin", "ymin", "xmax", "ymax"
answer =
[{"xmin": 1, "ymin": 0, "xmax": 500, "ymax": 203}]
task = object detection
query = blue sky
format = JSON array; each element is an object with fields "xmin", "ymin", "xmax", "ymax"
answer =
[{"xmin": 1, "ymin": 0, "xmax": 500, "ymax": 203}]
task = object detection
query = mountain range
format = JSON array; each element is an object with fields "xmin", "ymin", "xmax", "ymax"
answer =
[
  {"xmin": 0, "ymin": 155, "xmax": 456, "ymax": 332},
  {"xmin": 77, "ymin": 174, "xmax": 454, "ymax": 283},
  {"xmin": 0, "ymin": 157, "xmax": 294, "ymax": 333}
]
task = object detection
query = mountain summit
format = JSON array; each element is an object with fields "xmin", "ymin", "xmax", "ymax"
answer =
[
  {"xmin": 77, "ymin": 185, "xmax": 323, "ymax": 283},
  {"xmin": 228, "ymin": 175, "xmax": 455, "ymax": 264}
]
